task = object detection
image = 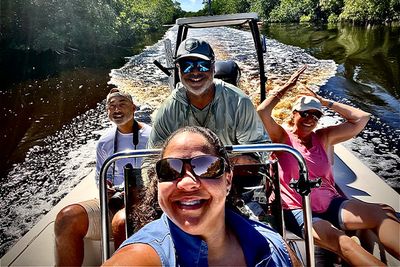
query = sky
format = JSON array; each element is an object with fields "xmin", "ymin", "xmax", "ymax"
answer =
[{"xmin": 176, "ymin": 0, "xmax": 204, "ymax": 12}]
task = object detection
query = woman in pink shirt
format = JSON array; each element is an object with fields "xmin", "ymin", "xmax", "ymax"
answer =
[{"xmin": 257, "ymin": 66, "xmax": 400, "ymax": 266}]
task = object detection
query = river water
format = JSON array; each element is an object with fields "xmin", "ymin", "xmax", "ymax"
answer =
[{"xmin": 0, "ymin": 24, "xmax": 399, "ymax": 257}]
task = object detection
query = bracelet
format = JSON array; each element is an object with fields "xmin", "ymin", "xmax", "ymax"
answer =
[{"xmin": 327, "ymin": 101, "xmax": 334, "ymax": 109}]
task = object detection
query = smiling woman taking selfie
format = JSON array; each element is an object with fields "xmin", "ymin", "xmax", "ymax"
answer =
[
  {"xmin": 257, "ymin": 66, "xmax": 400, "ymax": 266},
  {"xmin": 102, "ymin": 126, "xmax": 299, "ymax": 267}
]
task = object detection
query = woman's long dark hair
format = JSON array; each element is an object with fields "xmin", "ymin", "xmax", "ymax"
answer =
[{"xmin": 130, "ymin": 126, "xmax": 242, "ymax": 232}]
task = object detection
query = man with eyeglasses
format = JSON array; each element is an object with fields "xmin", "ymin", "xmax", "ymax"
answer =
[
  {"xmin": 54, "ymin": 88, "xmax": 151, "ymax": 266},
  {"xmin": 148, "ymin": 38, "xmax": 268, "ymax": 148}
]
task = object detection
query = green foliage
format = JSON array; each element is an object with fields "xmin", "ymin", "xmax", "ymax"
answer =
[
  {"xmin": 116, "ymin": 0, "xmax": 176, "ymax": 35},
  {"xmin": 2, "ymin": 0, "xmax": 398, "ymax": 54},
  {"xmin": 340, "ymin": 0, "xmax": 392, "ymax": 23},
  {"xmin": 327, "ymin": 13, "xmax": 339, "ymax": 24},
  {"xmin": 1, "ymin": 0, "xmax": 119, "ymax": 51},
  {"xmin": 209, "ymin": 0, "xmax": 250, "ymax": 15},
  {"xmin": 269, "ymin": 0, "xmax": 319, "ymax": 22},
  {"xmin": 249, "ymin": 0, "xmax": 279, "ymax": 20},
  {"xmin": 1, "ymin": 0, "xmax": 181, "ymax": 52},
  {"xmin": 172, "ymin": 1, "xmax": 186, "ymax": 21},
  {"xmin": 258, "ymin": 0, "xmax": 396, "ymax": 23},
  {"xmin": 320, "ymin": 0, "xmax": 344, "ymax": 14},
  {"xmin": 300, "ymin": 15, "xmax": 312, "ymax": 22}
]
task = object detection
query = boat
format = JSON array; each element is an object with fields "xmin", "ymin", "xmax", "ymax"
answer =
[{"xmin": 2, "ymin": 13, "xmax": 399, "ymax": 267}]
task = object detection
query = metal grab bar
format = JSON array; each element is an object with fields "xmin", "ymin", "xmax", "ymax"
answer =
[
  {"xmin": 99, "ymin": 149, "xmax": 160, "ymax": 261},
  {"xmin": 100, "ymin": 144, "xmax": 315, "ymax": 266},
  {"xmin": 225, "ymin": 144, "xmax": 315, "ymax": 267}
]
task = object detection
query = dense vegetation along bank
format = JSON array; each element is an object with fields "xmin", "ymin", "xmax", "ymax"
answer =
[
  {"xmin": 199, "ymin": 0, "xmax": 400, "ymax": 25},
  {"xmin": 2, "ymin": 0, "xmax": 398, "ymax": 57}
]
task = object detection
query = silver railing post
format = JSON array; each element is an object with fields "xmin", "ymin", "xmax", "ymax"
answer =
[
  {"xmin": 99, "ymin": 149, "xmax": 160, "ymax": 262},
  {"xmin": 226, "ymin": 144, "xmax": 315, "ymax": 267}
]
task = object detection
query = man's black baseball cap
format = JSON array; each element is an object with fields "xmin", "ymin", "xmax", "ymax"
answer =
[{"xmin": 175, "ymin": 38, "xmax": 215, "ymax": 62}]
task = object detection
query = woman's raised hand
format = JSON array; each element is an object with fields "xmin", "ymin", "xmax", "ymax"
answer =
[
  {"xmin": 284, "ymin": 65, "xmax": 307, "ymax": 88},
  {"xmin": 302, "ymin": 85, "xmax": 331, "ymax": 106}
]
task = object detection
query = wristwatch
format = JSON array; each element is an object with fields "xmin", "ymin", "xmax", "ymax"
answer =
[{"xmin": 327, "ymin": 101, "xmax": 334, "ymax": 108}]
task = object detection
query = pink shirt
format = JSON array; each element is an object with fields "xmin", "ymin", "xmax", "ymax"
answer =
[{"xmin": 276, "ymin": 130, "xmax": 341, "ymax": 213}]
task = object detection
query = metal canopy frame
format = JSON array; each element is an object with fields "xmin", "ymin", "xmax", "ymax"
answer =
[{"xmin": 176, "ymin": 12, "xmax": 258, "ymax": 27}]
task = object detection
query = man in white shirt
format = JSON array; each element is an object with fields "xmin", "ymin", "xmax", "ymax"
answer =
[{"xmin": 54, "ymin": 88, "xmax": 151, "ymax": 266}]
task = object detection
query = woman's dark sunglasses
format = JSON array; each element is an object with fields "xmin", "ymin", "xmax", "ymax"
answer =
[
  {"xmin": 178, "ymin": 60, "xmax": 213, "ymax": 74},
  {"xmin": 297, "ymin": 110, "xmax": 323, "ymax": 121},
  {"xmin": 155, "ymin": 155, "xmax": 226, "ymax": 182}
]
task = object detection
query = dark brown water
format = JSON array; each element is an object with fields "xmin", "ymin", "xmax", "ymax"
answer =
[{"xmin": 0, "ymin": 33, "xmax": 165, "ymax": 179}]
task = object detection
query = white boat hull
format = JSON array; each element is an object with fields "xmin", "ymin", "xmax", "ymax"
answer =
[{"xmin": 0, "ymin": 170, "xmax": 114, "ymax": 267}]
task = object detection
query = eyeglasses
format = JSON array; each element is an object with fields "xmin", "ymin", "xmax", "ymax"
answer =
[
  {"xmin": 155, "ymin": 155, "xmax": 226, "ymax": 182},
  {"xmin": 178, "ymin": 60, "xmax": 213, "ymax": 74},
  {"xmin": 297, "ymin": 110, "xmax": 323, "ymax": 121}
]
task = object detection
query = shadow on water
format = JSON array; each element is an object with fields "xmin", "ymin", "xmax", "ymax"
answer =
[{"xmin": 0, "ymin": 31, "xmax": 165, "ymax": 179}]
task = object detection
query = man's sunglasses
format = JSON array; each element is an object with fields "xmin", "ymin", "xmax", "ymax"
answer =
[
  {"xmin": 297, "ymin": 110, "xmax": 323, "ymax": 121},
  {"xmin": 178, "ymin": 60, "xmax": 213, "ymax": 74},
  {"xmin": 155, "ymin": 155, "xmax": 226, "ymax": 182}
]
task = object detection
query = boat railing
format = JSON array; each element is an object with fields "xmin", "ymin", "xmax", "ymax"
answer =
[{"xmin": 99, "ymin": 144, "xmax": 316, "ymax": 266}]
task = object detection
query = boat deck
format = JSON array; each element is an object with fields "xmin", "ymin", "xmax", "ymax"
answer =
[
  {"xmin": 333, "ymin": 144, "xmax": 399, "ymax": 211},
  {"xmin": 0, "ymin": 170, "xmax": 111, "ymax": 267},
  {"xmin": 1, "ymin": 145, "xmax": 399, "ymax": 266}
]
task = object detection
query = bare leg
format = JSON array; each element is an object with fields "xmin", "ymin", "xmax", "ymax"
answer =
[
  {"xmin": 342, "ymin": 199, "xmax": 400, "ymax": 259},
  {"xmin": 313, "ymin": 219, "xmax": 385, "ymax": 266},
  {"xmin": 54, "ymin": 204, "xmax": 89, "ymax": 266},
  {"xmin": 112, "ymin": 208, "xmax": 126, "ymax": 250}
]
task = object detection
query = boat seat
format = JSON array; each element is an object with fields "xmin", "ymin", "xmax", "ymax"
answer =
[
  {"xmin": 214, "ymin": 60, "xmax": 241, "ymax": 86},
  {"xmin": 232, "ymin": 163, "xmax": 272, "ymax": 196}
]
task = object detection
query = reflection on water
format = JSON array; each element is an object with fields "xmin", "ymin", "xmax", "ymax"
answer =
[
  {"xmin": 0, "ymin": 31, "xmax": 165, "ymax": 178},
  {"xmin": 263, "ymin": 23, "xmax": 400, "ymax": 128},
  {"xmin": 264, "ymin": 23, "xmax": 400, "ymax": 190},
  {"xmin": 0, "ymin": 30, "xmax": 165, "ymax": 257}
]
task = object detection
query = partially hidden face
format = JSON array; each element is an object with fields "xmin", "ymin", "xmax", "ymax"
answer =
[
  {"xmin": 106, "ymin": 96, "xmax": 135, "ymax": 126},
  {"xmin": 178, "ymin": 57, "xmax": 214, "ymax": 96},
  {"xmin": 157, "ymin": 131, "xmax": 232, "ymax": 235}
]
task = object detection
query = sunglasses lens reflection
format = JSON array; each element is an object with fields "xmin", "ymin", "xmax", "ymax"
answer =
[
  {"xmin": 156, "ymin": 155, "xmax": 224, "ymax": 182},
  {"xmin": 180, "ymin": 60, "xmax": 211, "ymax": 74}
]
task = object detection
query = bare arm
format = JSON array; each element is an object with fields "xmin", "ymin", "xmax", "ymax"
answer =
[
  {"xmin": 315, "ymin": 96, "xmax": 371, "ymax": 147},
  {"xmin": 257, "ymin": 65, "xmax": 307, "ymax": 143},
  {"xmin": 102, "ymin": 243, "xmax": 161, "ymax": 266}
]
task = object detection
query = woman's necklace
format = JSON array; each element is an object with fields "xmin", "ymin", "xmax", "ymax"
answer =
[{"xmin": 189, "ymin": 103, "xmax": 212, "ymax": 127}]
